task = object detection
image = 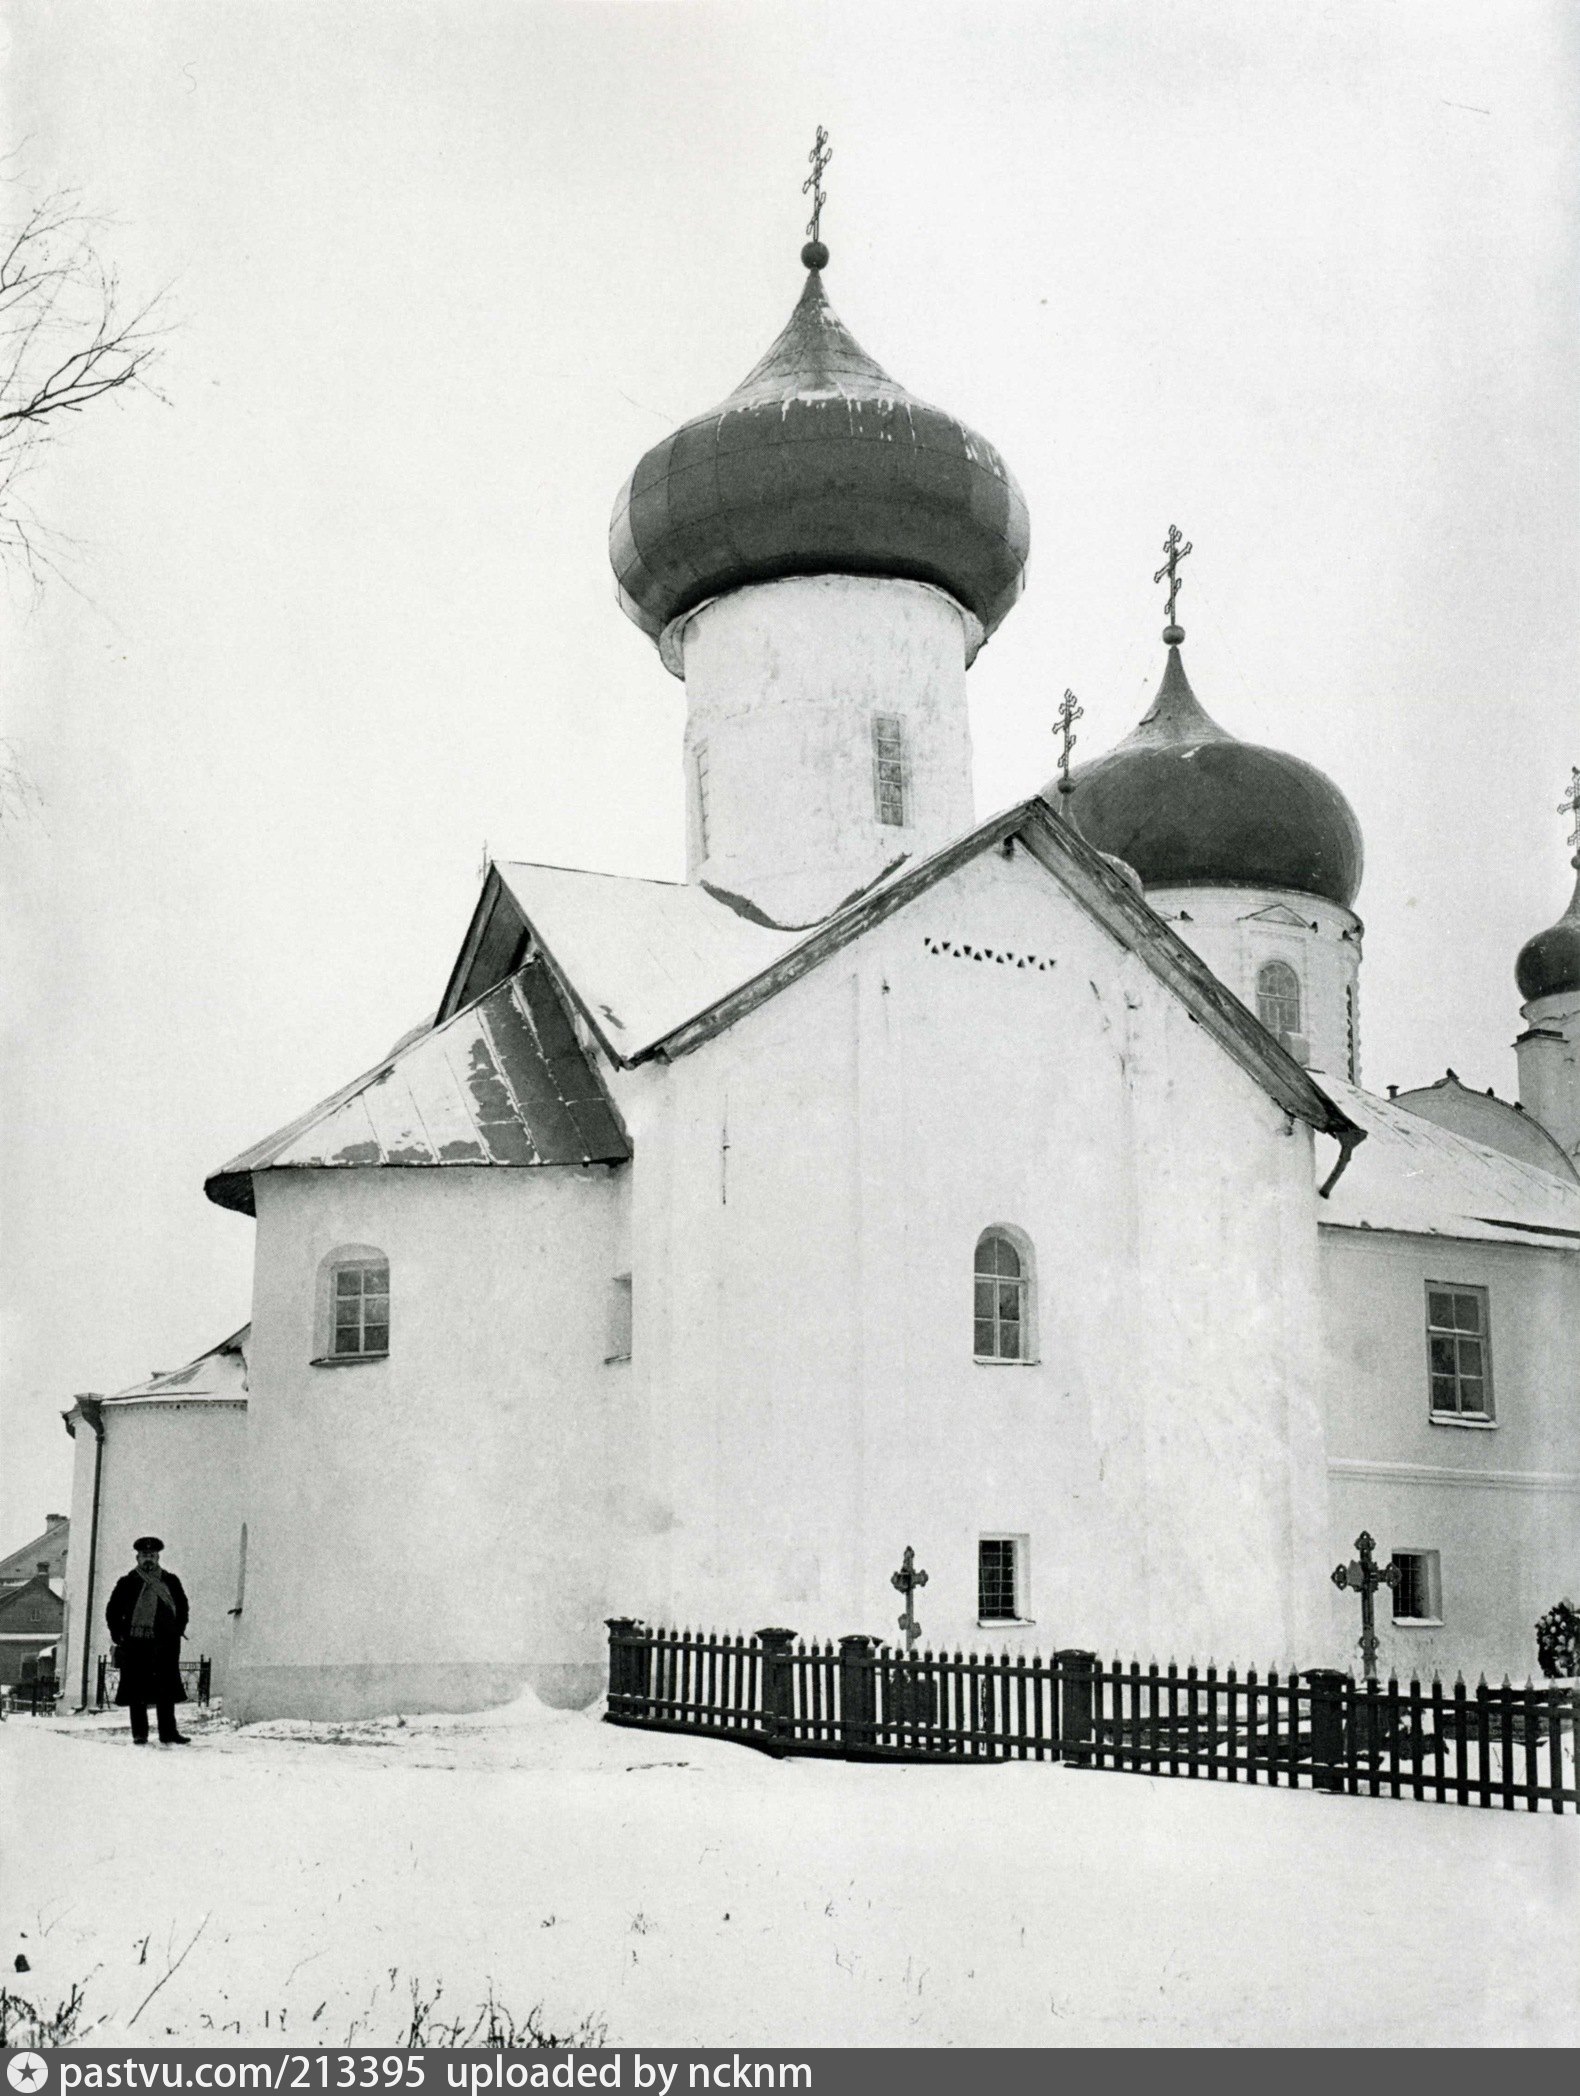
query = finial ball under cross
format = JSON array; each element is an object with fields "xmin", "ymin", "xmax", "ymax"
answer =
[{"xmin": 801, "ymin": 126, "xmax": 833, "ymax": 270}]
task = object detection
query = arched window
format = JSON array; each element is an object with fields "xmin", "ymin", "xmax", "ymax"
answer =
[
  {"xmin": 974, "ymin": 1230, "xmax": 1032, "ymax": 1363},
  {"xmin": 1256, "ymin": 959, "xmax": 1302, "ymax": 1040},
  {"xmin": 313, "ymin": 1246, "xmax": 390, "ymax": 1365}
]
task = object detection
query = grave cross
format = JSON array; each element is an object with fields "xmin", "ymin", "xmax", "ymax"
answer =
[
  {"xmin": 1153, "ymin": 524, "xmax": 1193, "ymax": 628},
  {"xmin": 890, "ymin": 1544, "xmax": 928, "ymax": 1654},
  {"xmin": 1331, "ymin": 1529, "xmax": 1399, "ymax": 1683},
  {"xmin": 802, "ymin": 127, "xmax": 833, "ymax": 245},
  {"xmin": 1053, "ymin": 689, "xmax": 1084, "ymax": 797},
  {"xmin": 1559, "ymin": 766, "xmax": 1580, "ymax": 854}
]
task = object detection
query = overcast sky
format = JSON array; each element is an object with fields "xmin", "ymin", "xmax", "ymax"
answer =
[{"xmin": 3, "ymin": 1, "xmax": 1577, "ymax": 1553}]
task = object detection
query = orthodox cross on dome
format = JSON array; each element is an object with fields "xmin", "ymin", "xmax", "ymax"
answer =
[
  {"xmin": 1559, "ymin": 765, "xmax": 1580, "ymax": 857},
  {"xmin": 1053, "ymin": 689, "xmax": 1084, "ymax": 797},
  {"xmin": 1154, "ymin": 524, "xmax": 1193, "ymax": 640},
  {"xmin": 890, "ymin": 1544, "xmax": 928, "ymax": 1654},
  {"xmin": 1331, "ymin": 1529, "xmax": 1400, "ymax": 1684},
  {"xmin": 801, "ymin": 126, "xmax": 833, "ymax": 267}
]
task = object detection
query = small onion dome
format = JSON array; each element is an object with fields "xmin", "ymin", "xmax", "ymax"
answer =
[
  {"xmin": 609, "ymin": 266, "xmax": 1029, "ymax": 672},
  {"xmin": 1057, "ymin": 645, "xmax": 1363, "ymax": 909},
  {"xmin": 1516, "ymin": 863, "xmax": 1580, "ymax": 1002}
]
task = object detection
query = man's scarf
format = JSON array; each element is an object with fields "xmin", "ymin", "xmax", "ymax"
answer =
[{"xmin": 130, "ymin": 1566, "xmax": 176, "ymax": 1638}]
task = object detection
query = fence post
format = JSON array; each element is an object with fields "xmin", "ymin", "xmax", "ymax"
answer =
[
  {"xmin": 838, "ymin": 1635, "xmax": 877, "ymax": 1754},
  {"xmin": 197, "ymin": 1656, "xmax": 212, "ymax": 1707},
  {"xmin": 604, "ymin": 1617, "xmax": 651, "ymax": 1720},
  {"xmin": 1305, "ymin": 1667, "xmax": 1347, "ymax": 1794},
  {"xmin": 95, "ymin": 1654, "xmax": 107, "ymax": 1710},
  {"xmin": 757, "ymin": 1627, "xmax": 797, "ymax": 1750},
  {"xmin": 1056, "ymin": 1649, "xmax": 1097, "ymax": 1767}
]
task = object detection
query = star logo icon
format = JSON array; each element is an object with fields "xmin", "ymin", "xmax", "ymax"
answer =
[{"xmin": 6, "ymin": 2054, "xmax": 47, "ymax": 2093}]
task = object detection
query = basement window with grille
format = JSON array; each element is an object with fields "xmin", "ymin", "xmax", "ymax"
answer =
[
  {"xmin": 977, "ymin": 1535, "xmax": 1030, "ymax": 1625},
  {"xmin": 1391, "ymin": 1549, "xmax": 1443, "ymax": 1626}
]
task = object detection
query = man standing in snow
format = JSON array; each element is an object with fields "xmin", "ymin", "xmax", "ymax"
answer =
[{"xmin": 106, "ymin": 1537, "xmax": 191, "ymax": 1746}]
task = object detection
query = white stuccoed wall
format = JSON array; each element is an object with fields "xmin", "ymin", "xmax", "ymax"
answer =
[
  {"xmin": 1320, "ymin": 1227, "xmax": 1580, "ymax": 1681},
  {"xmin": 612, "ymin": 843, "xmax": 1333, "ymax": 1669},
  {"xmin": 676, "ymin": 575, "xmax": 977, "ymax": 925},
  {"xmin": 230, "ymin": 1164, "xmax": 630, "ymax": 1722},
  {"xmin": 1146, "ymin": 885, "xmax": 1362, "ymax": 1080},
  {"xmin": 1516, "ymin": 988, "xmax": 1580, "ymax": 1162},
  {"xmin": 61, "ymin": 1402, "xmax": 247, "ymax": 1708}
]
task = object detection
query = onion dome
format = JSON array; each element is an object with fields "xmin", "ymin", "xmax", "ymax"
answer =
[
  {"xmin": 1057, "ymin": 641, "xmax": 1364, "ymax": 909},
  {"xmin": 609, "ymin": 257, "xmax": 1029, "ymax": 672},
  {"xmin": 1516, "ymin": 863, "xmax": 1580, "ymax": 1002}
]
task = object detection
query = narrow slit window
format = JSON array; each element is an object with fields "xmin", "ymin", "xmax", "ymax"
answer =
[
  {"xmin": 333, "ymin": 1261, "xmax": 390, "ymax": 1357},
  {"xmin": 693, "ymin": 742, "xmax": 712, "ymax": 857},
  {"xmin": 607, "ymin": 1274, "xmax": 633, "ymax": 1363},
  {"xmin": 1425, "ymin": 1284, "xmax": 1492, "ymax": 1420},
  {"xmin": 872, "ymin": 714, "xmax": 908, "ymax": 827},
  {"xmin": 978, "ymin": 1538, "xmax": 1019, "ymax": 1622},
  {"xmin": 1256, "ymin": 959, "xmax": 1302, "ymax": 1039}
]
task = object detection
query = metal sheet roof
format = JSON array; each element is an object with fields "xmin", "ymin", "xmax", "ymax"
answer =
[
  {"xmin": 1318, "ymin": 1076, "xmax": 1580, "ymax": 1246},
  {"xmin": 104, "ymin": 1325, "xmax": 252, "ymax": 1405},
  {"xmin": 493, "ymin": 861, "xmax": 800, "ymax": 1056},
  {"xmin": 205, "ymin": 964, "xmax": 629, "ymax": 1215}
]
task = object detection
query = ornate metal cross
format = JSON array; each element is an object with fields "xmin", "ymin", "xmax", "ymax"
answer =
[
  {"xmin": 1053, "ymin": 689, "xmax": 1084, "ymax": 796},
  {"xmin": 890, "ymin": 1544, "xmax": 928, "ymax": 1654},
  {"xmin": 1331, "ymin": 1529, "xmax": 1399, "ymax": 1683},
  {"xmin": 1559, "ymin": 765, "xmax": 1580, "ymax": 852},
  {"xmin": 1153, "ymin": 524, "xmax": 1193, "ymax": 626},
  {"xmin": 803, "ymin": 126, "xmax": 833, "ymax": 243}
]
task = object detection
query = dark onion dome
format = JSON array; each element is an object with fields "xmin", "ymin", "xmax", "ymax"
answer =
[
  {"xmin": 609, "ymin": 264, "xmax": 1030, "ymax": 670},
  {"xmin": 1516, "ymin": 863, "xmax": 1580, "ymax": 1001},
  {"xmin": 1056, "ymin": 644, "xmax": 1364, "ymax": 909}
]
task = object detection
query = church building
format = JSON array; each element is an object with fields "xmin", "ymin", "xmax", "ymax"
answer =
[{"xmin": 62, "ymin": 215, "xmax": 1580, "ymax": 1722}]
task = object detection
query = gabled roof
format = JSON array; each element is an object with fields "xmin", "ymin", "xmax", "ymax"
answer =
[
  {"xmin": 1317, "ymin": 1077, "xmax": 1580, "ymax": 1247},
  {"xmin": 443, "ymin": 799, "xmax": 1359, "ymax": 1147},
  {"xmin": 0, "ymin": 1575, "xmax": 63, "ymax": 1622},
  {"xmin": 206, "ymin": 963, "xmax": 629, "ymax": 1215},
  {"xmin": 0, "ymin": 1516, "xmax": 68, "ymax": 1586}
]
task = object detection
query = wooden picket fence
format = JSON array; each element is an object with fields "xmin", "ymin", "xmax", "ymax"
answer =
[{"xmin": 603, "ymin": 1619, "xmax": 1580, "ymax": 1813}]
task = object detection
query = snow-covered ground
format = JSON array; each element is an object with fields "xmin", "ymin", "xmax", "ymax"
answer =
[{"xmin": 5, "ymin": 1694, "xmax": 1578, "ymax": 2048}]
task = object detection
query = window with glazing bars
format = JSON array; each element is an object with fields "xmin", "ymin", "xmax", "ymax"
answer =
[
  {"xmin": 978, "ymin": 1538, "xmax": 1018, "ymax": 1621},
  {"xmin": 1391, "ymin": 1549, "xmax": 1441, "ymax": 1622},
  {"xmin": 1256, "ymin": 959, "xmax": 1302, "ymax": 1038},
  {"xmin": 1426, "ymin": 1284, "xmax": 1492, "ymax": 1418},
  {"xmin": 333, "ymin": 1263, "xmax": 390, "ymax": 1357},
  {"xmin": 974, "ymin": 1232, "xmax": 1026, "ymax": 1360},
  {"xmin": 872, "ymin": 714, "xmax": 907, "ymax": 827}
]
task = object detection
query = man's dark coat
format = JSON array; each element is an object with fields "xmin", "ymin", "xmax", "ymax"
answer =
[{"xmin": 106, "ymin": 1568, "xmax": 189, "ymax": 1706}]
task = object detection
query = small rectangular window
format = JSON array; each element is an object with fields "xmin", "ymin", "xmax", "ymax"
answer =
[
  {"xmin": 978, "ymin": 1537, "xmax": 1022, "ymax": 1622},
  {"xmin": 872, "ymin": 714, "xmax": 907, "ymax": 827},
  {"xmin": 606, "ymin": 1274, "xmax": 633, "ymax": 1363},
  {"xmin": 1425, "ymin": 1283, "xmax": 1493, "ymax": 1420},
  {"xmin": 1391, "ymin": 1549, "xmax": 1442, "ymax": 1624}
]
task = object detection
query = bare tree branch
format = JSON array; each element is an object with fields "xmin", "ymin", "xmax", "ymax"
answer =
[{"xmin": 0, "ymin": 179, "xmax": 171, "ymax": 591}]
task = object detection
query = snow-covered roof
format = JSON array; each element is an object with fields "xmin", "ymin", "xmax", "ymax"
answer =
[
  {"xmin": 438, "ymin": 803, "xmax": 1358, "ymax": 1150},
  {"xmin": 492, "ymin": 862, "xmax": 799, "ymax": 1056},
  {"xmin": 104, "ymin": 1325, "xmax": 252, "ymax": 1407},
  {"xmin": 1317, "ymin": 1077, "xmax": 1580, "ymax": 1247},
  {"xmin": 206, "ymin": 965, "xmax": 630, "ymax": 1215}
]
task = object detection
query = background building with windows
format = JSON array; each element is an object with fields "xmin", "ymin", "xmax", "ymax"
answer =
[{"xmin": 61, "ymin": 234, "xmax": 1580, "ymax": 1719}]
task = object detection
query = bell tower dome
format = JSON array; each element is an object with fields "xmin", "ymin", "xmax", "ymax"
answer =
[{"xmin": 608, "ymin": 164, "xmax": 1029, "ymax": 924}]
